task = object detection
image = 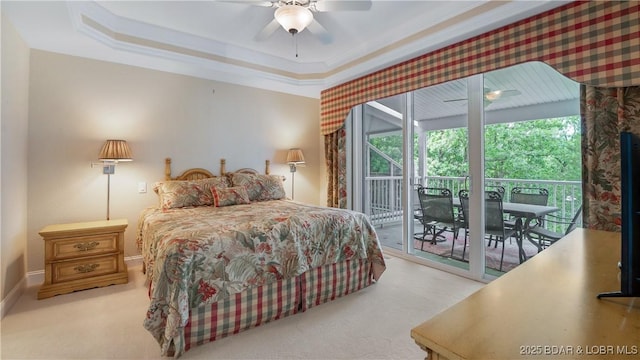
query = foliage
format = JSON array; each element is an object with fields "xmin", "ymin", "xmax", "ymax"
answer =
[
  {"xmin": 368, "ymin": 116, "xmax": 582, "ymax": 181},
  {"xmin": 369, "ymin": 135, "xmax": 404, "ymax": 176}
]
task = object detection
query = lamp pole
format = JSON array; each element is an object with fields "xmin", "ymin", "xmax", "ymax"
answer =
[
  {"xmin": 103, "ymin": 163, "xmax": 115, "ymax": 220},
  {"xmin": 286, "ymin": 148, "xmax": 305, "ymax": 201},
  {"xmin": 290, "ymin": 163, "xmax": 297, "ymax": 200}
]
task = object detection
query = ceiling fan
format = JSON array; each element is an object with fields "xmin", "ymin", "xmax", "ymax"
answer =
[
  {"xmin": 223, "ymin": 0, "xmax": 372, "ymax": 44},
  {"xmin": 444, "ymin": 87, "xmax": 521, "ymax": 106}
]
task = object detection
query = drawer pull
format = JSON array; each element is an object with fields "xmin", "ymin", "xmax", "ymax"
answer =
[
  {"xmin": 74, "ymin": 263, "xmax": 100, "ymax": 273},
  {"xmin": 74, "ymin": 241, "xmax": 99, "ymax": 251}
]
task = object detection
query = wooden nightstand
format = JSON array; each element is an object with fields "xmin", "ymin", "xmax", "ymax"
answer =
[{"xmin": 37, "ymin": 219, "xmax": 128, "ymax": 300}]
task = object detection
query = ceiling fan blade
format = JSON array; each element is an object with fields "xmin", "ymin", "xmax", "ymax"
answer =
[
  {"xmin": 306, "ymin": 19, "xmax": 332, "ymax": 44},
  {"xmin": 445, "ymin": 89, "xmax": 521, "ymax": 103},
  {"xmin": 500, "ymin": 89, "xmax": 521, "ymax": 97},
  {"xmin": 254, "ymin": 19, "xmax": 281, "ymax": 41},
  {"xmin": 314, "ymin": 0, "xmax": 372, "ymax": 12},
  {"xmin": 216, "ymin": 0, "xmax": 275, "ymax": 7}
]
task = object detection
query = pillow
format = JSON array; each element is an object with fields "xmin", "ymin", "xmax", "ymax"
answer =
[
  {"xmin": 211, "ymin": 186, "xmax": 251, "ymax": 207},
  {"xmin": 154, "ymin": 177, "xmax": 230, "ymax": 209},
  {"xmin": 229, "ymin": 173, "xmax": 286, "ymax": 201}
]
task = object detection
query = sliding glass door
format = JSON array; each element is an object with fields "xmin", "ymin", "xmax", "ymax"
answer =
[
  {"xmin": 353, "ymin": 79, "xmax": 480, "ymax": 277},
  {"xmin": 411, "ymin": 79, "xmax": 473, "ymax": 273},
  {"xmin": 349, "ymin": 61, "xmax": 581, "ymax": 281},
  {"xmin": 482, "ymin": 62, "xmax": 581, "ymax": 275}
]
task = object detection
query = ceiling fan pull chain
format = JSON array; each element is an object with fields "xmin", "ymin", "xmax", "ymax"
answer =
[{"xmin": 293, "ymin": 33, "xmax": 299, "ymax": 58}]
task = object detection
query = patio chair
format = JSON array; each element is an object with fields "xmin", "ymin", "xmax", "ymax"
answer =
[
  {"xmin": 506, "ymin": 186, "xmax": 550, "ymax": 236},
  {"xmin": 485, "ymin": 185, "xmax": 507, "ymax": 243},
  {"xmin": 510, "ymin": 187, "xmax": 549, "ymax": 206},
  {"xmin": 485, "ymin": 190, "xmax": 521, "ymax": 271},
  {"xmin": 523, "ymin": 205, "xmax": 583, "ymax": 258},
  {"xmin": 414, "ymin": 186, "xmax": 463, "ymax": 251},
  {"xmin": 455, "ymin": 189, "xmax": 471, "ymax": 260},
  {"xmin": 486, "ymin": 185, "xmax": 506, "ymax": 197}
]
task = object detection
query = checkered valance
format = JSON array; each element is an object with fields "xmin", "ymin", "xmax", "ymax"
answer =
[{"xmin": 320, "ymin": 1, "xmax": 640, "ymax": 135}]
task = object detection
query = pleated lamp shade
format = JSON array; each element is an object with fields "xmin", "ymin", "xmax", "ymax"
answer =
[
  {"xmin": 98, "ymin": 140, "xmax": 132, "ymax": 161},
  {"xmin": 286, "ymin": 148, "xmax": 305, "ymax": 164}
]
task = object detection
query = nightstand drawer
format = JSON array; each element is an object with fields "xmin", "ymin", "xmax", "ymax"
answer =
[
  {"xmin": 52, "ymin": 255, "xmax": 119, "ymax": 283},
  {"xmin": 49, "ymin": 233, "xmax": 119, "ymax": 260}
]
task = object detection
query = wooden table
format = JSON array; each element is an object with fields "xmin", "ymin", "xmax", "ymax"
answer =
[{"xmin": 411, "ymin": 228, "xmax": 640, "ymax": 359}]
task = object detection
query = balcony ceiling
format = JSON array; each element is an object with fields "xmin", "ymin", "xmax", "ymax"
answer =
[
  {"xmin": 2, "ymin": 0, "xmax": 571, "ymax": 99},
  {"xmin": 368, "ymin": 61, "xmax": 581, "ymax": 134}
]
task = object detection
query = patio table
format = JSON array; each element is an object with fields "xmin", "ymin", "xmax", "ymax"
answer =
[
  {"xmin": 451, "ymin": 198, "xmax": 560, "ymax": 262},
  {"xmin": 452, "ymin": 198, "xmax": 560, "ymax": 221}
]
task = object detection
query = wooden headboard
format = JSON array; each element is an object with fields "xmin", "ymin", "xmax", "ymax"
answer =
[{"xmin": 164, "ymin": 158, "xmax": 271, "ymax": 181}]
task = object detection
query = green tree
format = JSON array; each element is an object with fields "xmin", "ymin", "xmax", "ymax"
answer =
[
  {"xmin": 368, "ymin": 116, "xmax": 581, "ymax": 181},
  {"xmin": 369, "ymin": 135, "xmax": 403, "ymax": 175}
]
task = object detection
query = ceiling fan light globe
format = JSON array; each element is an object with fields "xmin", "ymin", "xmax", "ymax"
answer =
[
  {"xmin": 485, "ymin": 90, "xmax": 502, "ymax": 101},
  {"xmin": 274, "ymin": 4, "xmax": 313, "ymax": 33}
]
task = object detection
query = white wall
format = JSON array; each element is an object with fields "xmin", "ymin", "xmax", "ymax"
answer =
[
  {"xmin": 27, "ymin": 50, "xmax": 321, "ymax": 273},
  {"xmin": 1, "ymin": 14, "xmax": 30, "ymax": 303}
]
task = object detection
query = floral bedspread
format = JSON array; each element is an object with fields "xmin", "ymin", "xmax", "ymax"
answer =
[{"xmin": 137, "ymin": 200, "xmax": 386, "ymax": 354}]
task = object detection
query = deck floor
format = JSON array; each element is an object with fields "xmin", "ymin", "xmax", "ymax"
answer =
[{"xmin": 374, "ymin": 222, "xmax": 540, "ymax": 273}]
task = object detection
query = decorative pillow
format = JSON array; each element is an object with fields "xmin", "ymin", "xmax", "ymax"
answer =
[
  {"xmin": 229, "ymin": 173, "xmax": 286, "ymax": 201},
  {"xmin": 153, "ymin": 177, "xmax": 229, "ymax": 209},
  {"xmin": 197, "ymin": 176, "xmax": 230, "ymax": 191},
  {"xmin": 211, "ymin": 186, "xmax": 251, "ymax": 207}
]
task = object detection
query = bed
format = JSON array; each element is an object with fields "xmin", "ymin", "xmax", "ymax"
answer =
[{"xmin": 137, "ymin": 158, "xmax": 386, "ymax": 357}]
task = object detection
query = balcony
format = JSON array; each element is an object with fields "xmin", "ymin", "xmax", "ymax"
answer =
[
  {"xmin": 367, "ymin": 175, "xmax": 581, "ymax": 234},
  {"xmin": 356, "ymin": 62, "xmax": 581, "ymax": 274}
]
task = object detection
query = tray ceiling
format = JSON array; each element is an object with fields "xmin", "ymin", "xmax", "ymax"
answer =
[{"xmin": 2, "ymin": 0, "xmax": 571, "ymax": 98}]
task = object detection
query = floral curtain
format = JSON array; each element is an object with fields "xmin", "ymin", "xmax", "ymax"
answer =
[
  {"xmin": 581, "ymin": 86, "xmax": 640, "ymax": 231},
  {"xmin": 324, "ymin": 126, "xmax": 347, "ymax": 208}
]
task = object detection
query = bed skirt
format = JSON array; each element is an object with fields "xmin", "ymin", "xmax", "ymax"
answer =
[{"xmin": 172, "ymin": 258, "xmax": 373, "ymax": 357}]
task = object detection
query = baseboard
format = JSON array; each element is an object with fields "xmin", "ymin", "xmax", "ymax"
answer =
[
  {"xmin": 0, "ymin": 276, "xmax": 27, "ymax": 319},
  {"xmin": 125, "ymin": 254, "xmax": 143, "ymax": 267},
  {"xmin": 26, "ymin": 269, "xmax": 45, "ymax": 288},
  {"xmin": 1, "ymin": 255, "xmax": 144, "ymax": 319}
]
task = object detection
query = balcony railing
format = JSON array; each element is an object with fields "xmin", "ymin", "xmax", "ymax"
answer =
[{"xmin": 366, "ymin": 175, "xmax": 581, "ymax": 233}]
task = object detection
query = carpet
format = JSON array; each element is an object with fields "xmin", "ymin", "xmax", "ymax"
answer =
[
  {"xmin": 413, "ymin": 230, "xmax": 540, "ymax": 272},
  {"xmin": 1, "ymin": 259, "xmax": 484, "ymax": 360}
]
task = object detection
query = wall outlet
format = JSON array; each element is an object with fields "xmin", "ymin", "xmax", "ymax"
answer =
[{"xmin": 138, "ymin": 182, "xmax": 147, "ymax": 194}]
